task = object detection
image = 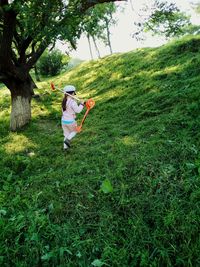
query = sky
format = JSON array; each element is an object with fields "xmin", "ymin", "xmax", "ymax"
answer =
[{"xmin": 57, "ymin": 0, "xmax": 200, "ymax": 60}]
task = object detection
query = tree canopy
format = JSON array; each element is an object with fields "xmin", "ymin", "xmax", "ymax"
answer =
[
  {"xmin": 132, "ymin": 0, "xmax": 190, "ymax": 40},
  {"xmin": 81, "ymin": 3, "xmax": 118, "ymax": 57}
]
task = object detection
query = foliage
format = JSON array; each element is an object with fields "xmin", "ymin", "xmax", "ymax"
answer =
[
  {"xmin": 133, "ymin": 1, "xmax": 191, "ymax": 39},
  {"xmin": 183, "ymin": 1, "xmax": 200, "ymax": 35},
  {"xmin": 193, "ymin": 1, "xmax": 200, "ymax": 14},
  {"xmin": 37, "ymin": 49, "xmax": 66, "ymax": 76},
  {"xmin": 181, "ymin": 24, "xmax": 200, "ymax": 35},
  {"xmin": 1, "ymin": 35, "xmax": 200, "ymax": 266},
  {"xmin": 81, "ymin": 3, "xmax": 117, "ymax": 45}
]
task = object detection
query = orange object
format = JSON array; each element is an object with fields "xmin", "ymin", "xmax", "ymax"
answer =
[
  {"xmin": 51, "ymin": 82, "xmax": 56, "ymax": 91},
  {"xmin": 76, "ymin": 99, "xmax": 95, "ymax": 132},
  {"xmin": 86, "ymin": 99, "xmax": 95, "ymax": 109}
]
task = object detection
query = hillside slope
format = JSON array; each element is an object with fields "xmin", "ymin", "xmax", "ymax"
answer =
[{"xmin": 0, "ymin": 36, "xmax": 200, "ymax": 266}]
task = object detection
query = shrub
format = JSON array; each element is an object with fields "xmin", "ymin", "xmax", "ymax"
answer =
[{"xmin": 37, "ymin": 49, "xmax": 64, "ymax": 76}]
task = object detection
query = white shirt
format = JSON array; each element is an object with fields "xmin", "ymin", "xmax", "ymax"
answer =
[{"xmin": 62, "ymin": 97, "xmax": 84, "ymax": 122}]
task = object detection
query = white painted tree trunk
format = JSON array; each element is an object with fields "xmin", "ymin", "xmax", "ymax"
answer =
[
  {"xmin": 106, "ymin": 22, "xmax": 113, "ymax": 54},
  {"xmin": 10, "ymin": 95, "xmax": 31, "ymax": 131},
  {"xmin": 87, "ymin": 34, "xmax": 94, "ymax": 60},
  {"xmin": 92, "ymin": 36, "xmax": 101, "ymax": 58}
]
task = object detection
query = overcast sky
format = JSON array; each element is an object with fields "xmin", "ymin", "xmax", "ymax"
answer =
[{"xmin": 57, "ymin": 0, "xmax": 200, "ymax": 60}]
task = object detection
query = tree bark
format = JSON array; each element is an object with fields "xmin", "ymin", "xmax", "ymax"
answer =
[
  {"xmin": 10, "ymin": 94, "xmax": 31, "ymax": 131},
  {"xmin": 105, "ymin": 19, "xmax": 113, "ymax": 54},
  {"xmin": 4, "ymin": 75, "xmax": 36, "ymax": 131},
  {"xmin": 34, "ymin": 65, "xmax": 41, "ymax": 82},
  {"xmin": 92, "ymin": 36, "xmax": 101, "ymax": 58},
  {"xmin": 87, "ymin": 34, "xmax": 94, "ymax": 60}
]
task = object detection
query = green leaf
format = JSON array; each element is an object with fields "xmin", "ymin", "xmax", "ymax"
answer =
[
  {"xmin": 59, "ymin": 247, "xmax": 72, "ymax": 257},
  {"xmin": 0, "ymin": 209, "xmax": 7, "ymax": 216},
  {"xmin": 92, "ymin": 259, "xmax": 105, "ymax": 267},
  {"xmin": 100, "ymin": 179, "xmax": 113, "ymax": 194},
  {"xmin": 30, "ymin": 233, "xmax": 39, "ymax": 242},
  {"xmin": 41, "ymin": 252, "xmax": 54, "ymax": 261}
]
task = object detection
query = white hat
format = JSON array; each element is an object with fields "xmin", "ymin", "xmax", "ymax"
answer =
[{"xmin": 63, "ymin": 85, "xmax": 76, "ymax": 93}]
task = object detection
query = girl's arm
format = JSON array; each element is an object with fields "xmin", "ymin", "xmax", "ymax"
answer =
[{"xmin": 71, "ymin": 100, "xmax": 84, "ymax": 113}]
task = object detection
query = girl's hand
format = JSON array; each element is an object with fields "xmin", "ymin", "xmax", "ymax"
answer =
[{"xmin": 80, "ymin": 101, "xmax": 85, "ymax": 106}]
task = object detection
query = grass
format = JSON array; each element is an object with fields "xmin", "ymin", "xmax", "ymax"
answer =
[{"xmin": 0, "ymin": 35, "xmax": 200, "ymax": 266}]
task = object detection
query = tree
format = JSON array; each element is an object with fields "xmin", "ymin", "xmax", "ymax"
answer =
[
  {"xmin": 37, "ymin": 49, "xmax": 64, "ymax": 76},
  {"xmin": 0, "ymin": 0, "xmax": 123, "ymax": 131},
  {"xmin": 132, "ymin": 1, "xmax": 190, "ymax": 40},
  {"xmin": 81, "ymin": 3, "xmax": 117, "ymax": 59},
  {"xmin": 99, "ymin": 3, "xmax": 118, "ymax": 54}
]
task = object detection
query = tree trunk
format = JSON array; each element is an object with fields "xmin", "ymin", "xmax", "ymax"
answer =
[
  {"xmin": 87, "ymin": 34, "xmax": 94, "ymax": 60},
  {"xmin": 10, "ymin": 94, "xmax": 31, "ymax": 131},
  {"xmin": 105, "ymin": 20, "xmax": 113, "ymax": 54},
  {"xmin": 34, "ymin": 65, "xmax": 41, "ymax": 82},
  {"xmin": 4, "ymin": 75, "xmax": 36, "ymax": 131},
  {"xmin": 92, "ymin": 36, "xmax": 101, "ymax": 58}
]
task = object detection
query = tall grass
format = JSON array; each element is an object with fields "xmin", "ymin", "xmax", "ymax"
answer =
[{"xmin": 0, "ymin": 35, "xmax": 200, "ymax": 266}]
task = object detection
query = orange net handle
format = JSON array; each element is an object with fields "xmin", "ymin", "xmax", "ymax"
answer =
[
  {"xmin": 76, "ymin": 125, "xmax": 82, "ymax": 133},
  {"xmin": 76, "ymin": 99, "xmax": 95, "ymax": 132}
]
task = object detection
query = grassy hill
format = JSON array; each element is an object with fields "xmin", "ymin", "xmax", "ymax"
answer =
[{"xmin": 0, "ymin": 35, "xmax": 200, "ymax": 266}]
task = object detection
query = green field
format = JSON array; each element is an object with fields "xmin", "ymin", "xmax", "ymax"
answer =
[{"xmin": 0, "ymin": 35, "xmax": 200, "ymax": 266}]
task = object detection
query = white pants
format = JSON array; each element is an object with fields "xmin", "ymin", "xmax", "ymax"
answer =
[{"xmin": 62, "ymin": 122, "xmax": 77, "ymax": 148}]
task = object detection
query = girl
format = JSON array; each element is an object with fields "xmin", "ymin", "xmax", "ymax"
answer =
[{"xmin": 61, "ymin": 85, "xmax": 84, "ymax": 150}]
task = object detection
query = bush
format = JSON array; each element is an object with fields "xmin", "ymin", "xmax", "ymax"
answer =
[{"xmin": 37, "ymin": 49, "xmax": 64, "ymax": 76}]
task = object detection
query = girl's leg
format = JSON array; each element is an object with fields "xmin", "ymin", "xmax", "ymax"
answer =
[
  {"xmin": 67, "ymin": 122, "xmax": 78, "ymax": 141},
  {"xmin": 67, "ymin": 131, "xmax": 77, "ymax": 140},
  {"xmin": 63, "ymin": 122, "xmax": 78, "ymax": 149},
  {"xmin": 62, "ymin": 124, "xmax": 70, "ymax": 149}
]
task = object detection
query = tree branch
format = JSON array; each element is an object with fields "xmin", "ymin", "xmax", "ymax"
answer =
[
  {"xmin": 0, "ymin": 5, "xmax": 16, "ymax": 69},
  {"xmin": 26, "ymin": 40, "xmax": 49, "ymax": 69},
  {"xmin": 79, "ymin": 0, "xmax": 126, "ymax": 12}
]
